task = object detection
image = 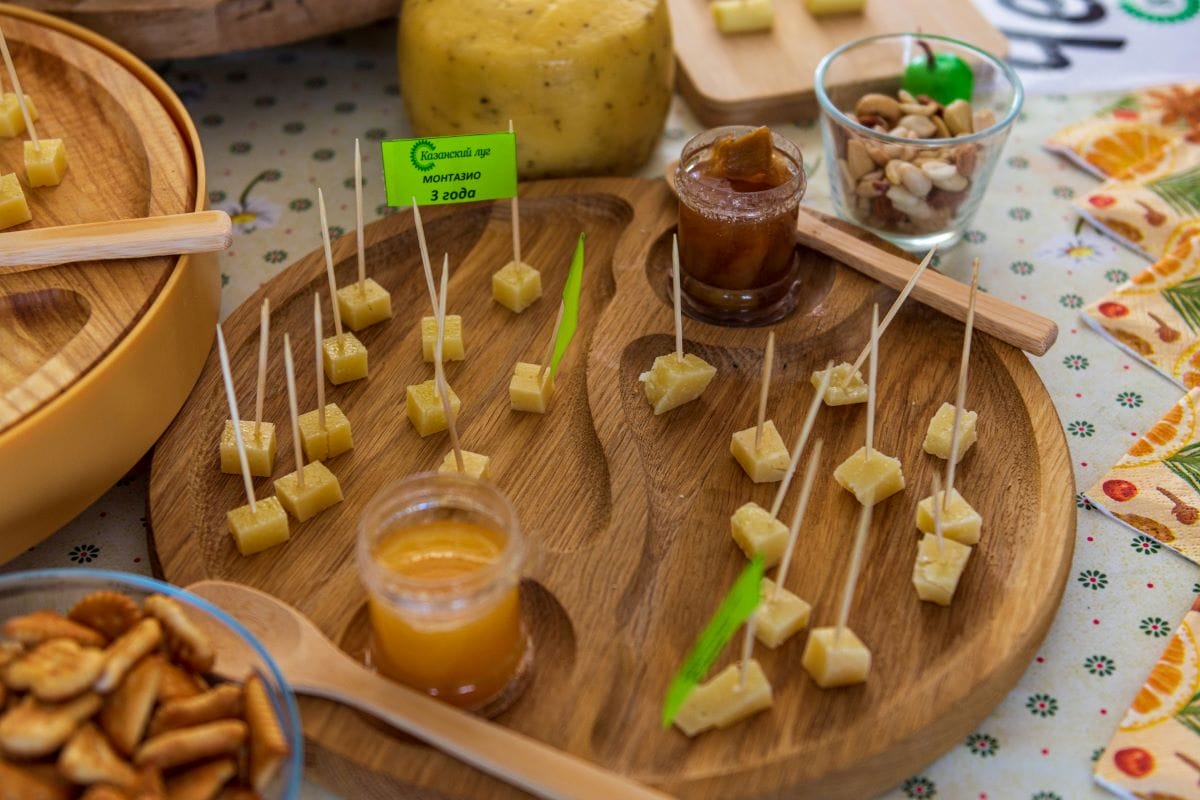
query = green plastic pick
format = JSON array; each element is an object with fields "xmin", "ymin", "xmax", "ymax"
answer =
[
  {"xmin": 662, "ymin": 554, "xmax": 765, "ymax": 729},
  {"xmin": 549, "ymin": 233, "xmax": 585, "ymax": 379}
]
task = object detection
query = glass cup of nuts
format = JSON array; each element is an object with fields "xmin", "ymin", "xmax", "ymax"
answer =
[{"xmin": 814, "ymin": 33, "xmax": 1023, "ymax": 252}]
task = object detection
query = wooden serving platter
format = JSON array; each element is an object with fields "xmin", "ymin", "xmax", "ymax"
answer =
[
  {"xmin": 0, "ymin": 4, "xmax": 217, "ymax": 560},
  {"xmin": 669, "ymin": 0, "xmax": 1009, "ymax": 126},
  {"xmin": 149, "ymin": 177, "xmax": 1074, "ymax": 798}
]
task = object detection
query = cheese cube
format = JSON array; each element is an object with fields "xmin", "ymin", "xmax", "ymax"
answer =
[
  {"xmin": 439, "ymin": 450, "xmax": 491, "ymax": 479},
  {"xmin": 755, "ymin": 578, "xmax": 811, "ymax": 648},
  {"xmin": 801, "ymin": 627, "xmax": 871, "ymax": 688},
  {"xmin": 0, "ymin": 93, "xmax": 37, "ymax": 138},
  {"xmin": 297, "ymin": 403, "xmax": 353, "ymax": 462},
  {"xmin": 730, "ymin": 502, "xmax": 788, "ymax": 567},
  {"xmin": 730, "ymin": 420, "xmax": 790, "ymax": 483},
  {"xmin": 226, "ymin": 497, "xmax": 290, "ymax": 556},
  {"xmin": 492, "ymin": 261, "xmax": 542, "ymax": 313},
  {"xmin": 336, "ymin": 278, "xmax": 392, "ymax": 331},
  {"xmin": 24, "ymin": 139, "xmax": 68, "ymax": 188},
  {"xmin": 509, "ymin": 362, "xmax": 555, "ymax": 413},
  {"xmin": 273, "ymin": 461, "xmax": 343, "ymax": 522},
  {"xmin": 0, "ymin": 173, "xmax": 31, "ymax": 230},
  {"xmin": 220, "ymin": 420, "xmax": 276, "ymax": 477},
  {"xmin": 673, "ymin": 660, "xmax": 773, "ymax": 737},
  {"xmin": 833, "ymin": 446, "xmax": 905, "ymax": 506},
  {"xmin": 916, "ymin": 488, "xmax": 982, "ymax": 546},
  {"xmin": 421, "ymin": 315, "xmax": 465, "ymax": 362},
  {"xmin": 322, "ymin": 333, "xmax": 368, "ymax": 384},
  {"xmin": 712, "ymin": 0, "xmax": 774, "ymax": 33},
  {"xmin": 923, "ymin": 402, "xmax": 978, "ymax": 462},
  {"xmin": 406, "ymin": 379, "xmax": 462, "ymax": 437},
  {"xmin": 912, "ymin": 533, "xmax": 972, "ymax": 606},
  {"xmin": 805, "ymin": 0, "xmax": 865, "ymax": 14},
  {"xmin": 811, "ymin": 362, "xmax": 867, "ymax": 406},
  {"xmin": 641, "ymin": 353, "xmax": 717, "ymax": 415}
]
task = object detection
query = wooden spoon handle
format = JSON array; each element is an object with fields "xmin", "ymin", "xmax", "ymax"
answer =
[
  {"xmin": 0, "ymin": 210, "xmax": 232, "ymax": 268},
  {"xmin": 300, "ymin": 661, "xmax": 674, "ymax": 800},
  {"xmin": 794, "ymin": 210, "xmax": 1057, "ymax": 356}
]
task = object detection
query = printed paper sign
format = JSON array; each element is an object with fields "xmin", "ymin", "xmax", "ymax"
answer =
[{"xmin": 381, "ymin": 132, "xmax": 517, "ymax": 207}]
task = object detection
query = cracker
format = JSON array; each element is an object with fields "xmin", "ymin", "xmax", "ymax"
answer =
[
  {"xmin": 99, "ymin": 656, "xmax": 161, "ymax": 756},
  {"xmin": 6, "ymin": 639, "xmax": 106, "ymax": 702},
  {"xmin": 157, "ymin": 659, "xmax": 207, "ymax": 703},
  {"xmin": 0, "ymin": 756, "xmax": 73, "ymax": 800},
  {"xmin": 79, "ymin": 786, "xmax": 130, "ymax": 800},
  {"xmin": 69, "ymin": 592, "xmax": 144, "ymax": 642},
  {"xmin": 0, "ymin": 692, "xmax": 102, "ymax": 758},
  {"xmin": 149, "ymin": 684, "xmax": 241, "ymax": 737},
  {"xmin": 143, "ymin": 596, "xmax": 214, "ymax": 673},
  {"xmin": 95, "ymin": 619, "xmax": 162, "ymax": 695},
  {"xmin": 164, "ymin": 757, "xmax": 238, "ymax": 800},
  {"xmin": 4, "ymin": 611, "xmax": 106, "ymax": 648},
  {"xmin": 242, "ymin": 675, "xmax": 288, "ymax": 793},
  {"xmin": 134, "ymin": 719, "xmax": 246, "ymax": 771},
  {"xmin": 58, "ymin": 722, "xmax": 140, "ymax": 791}
]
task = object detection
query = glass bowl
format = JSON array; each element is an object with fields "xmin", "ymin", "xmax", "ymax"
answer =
[
  {"xmin": 0, "ymin": 568, "xmax": 303, "ymax": 799},
  {"xmin": 814, "ymin": 33, "xmax": 1023, "ymax": 252}
]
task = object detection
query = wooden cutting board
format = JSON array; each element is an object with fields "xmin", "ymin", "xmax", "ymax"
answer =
[
  {"xmin": 670, "ymin": 0, "xmax": 1010, "ymax": 126},
  {"xmin": 0, "ymin": 4, "xmax": 217, "ymax": 561},
  {"xmin": 148, "ymin": 177, "xmax": 1074, "ymax": 799}
]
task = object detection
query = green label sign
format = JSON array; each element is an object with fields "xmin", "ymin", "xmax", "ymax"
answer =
[{"xmin": 381, "ymin": 132, "xmax": 517, "ymax": 207}]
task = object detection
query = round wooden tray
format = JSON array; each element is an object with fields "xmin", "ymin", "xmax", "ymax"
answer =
[
  {"xmin": 0, "ymin": 3, "xmax": 217, "ymax": 562},
  {"xmin": 149, "ymin": 177, "xmax": 1075, "ymax": 798}
]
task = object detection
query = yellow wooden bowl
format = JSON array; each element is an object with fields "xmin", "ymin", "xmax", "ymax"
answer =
[{"xmin": 0, "ymin": 4, "xmax": 216, "ymax": 563}]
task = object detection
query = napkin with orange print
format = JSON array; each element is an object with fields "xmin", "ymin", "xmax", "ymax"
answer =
[{"xmin": 1095, "ymin": 595, "xmax": 1200, "ymax": 798}]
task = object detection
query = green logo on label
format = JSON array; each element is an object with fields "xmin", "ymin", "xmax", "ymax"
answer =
[
  {"xmin": 1120, "ymin": 0, "xmax": 1199, "ymax": 23},
  {"xmin": 410, "ymin": 139, "xmax": 436, "ymax": 172}
]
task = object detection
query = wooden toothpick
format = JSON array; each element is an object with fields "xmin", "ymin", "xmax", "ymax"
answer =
[
  {"xmin": 0, "ymin": 26, "xmax": 36, "ymax": 147},
  {"xmin": 283, "ymin": 333, "xmax": 305, "ymax": 489},
  {"xmin": 754, "ymin": 331, "xmax": 775, "ymax": 452},
  {"xmin": 317, "ymin": 188, "xmax": 344, "ymax": 346},
  {"xmin": 434, "ymin": 253, "xmax": 464, "ymax": 472},
  {"xmin": 254, "ymin": 297, "xmax": 269, "ymax": 438},
  {"xmin": 738, "ymin": 609, "xmax": 759, "ymax": 690},
  {"xmin": 835, "ymin": 504, "xmax": 873, "ymax": 645},
  {"xmin": 943, "ymin": 258, "xmax": 981, "ymax": 509},
  {"xmin": 773, "ymin": 439, "xmax": 824, "ymax": 602},
  {"xmin": 866, "ymin": 304, "xmax": 880, "ymax": 458},
  {"xmin": 931, "ymin": 471, "xmax": 945, "ymax": 556},
  {"xmin": 509, "ymin": 120, "xmax": 522, "ymax": 266},
  {"xmin": 216, "ymin": 325, "xmax": 255, "ymax": 513},
  {"xmin": 769, "ymin": 361, "xmax": 833, "ymax": 519},
  {"xmin": 850, "ymin": 245, "xmax": 936, "ymax": 374},
  {"xmin": 672, "ymin": 233, "xmax": 684, "ymax": 361},
  {"xmin": 538, "ymin": 301, "xmax": 566, "ymax": 385},
  {"xmin": 412, "ymin": 197, "xmax": 437, "ymax": 314},
  {"xmin": 313, "ymin": 294, "xmax": 326, "ymax": 431},
  {"xmin": 354, "ymin": 138, "xmax": 366, "ymax": 292}
]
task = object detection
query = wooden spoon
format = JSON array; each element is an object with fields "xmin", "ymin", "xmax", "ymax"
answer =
[
  {"xmin": 185, "ymin": 579, "xmax": 673, "ymax": 800},
  {"xmin": 664, "ymin": 162, "xmax": 1057, "ymax": 356},
  {"xmin": 0, "ymin": 210, "xmax": 232, "ymax": 269}
]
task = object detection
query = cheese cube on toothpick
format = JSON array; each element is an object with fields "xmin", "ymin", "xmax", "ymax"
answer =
[
  {"xmin": 0, "ymin": 172, "xmax": 31, "ymax": 229},
  {"xmin": 923, "ymin": 402, "xmax": 977, "ymax": 462},
  {"xmin": 407, "ymin": 379, "xmax": 462, "ymax": 436},
  {"xmin": 834, "ymin": 304, "xmax": 905, "ymax": 505},
  {"xmin": 673, "ymin": 659, "xmax": 773, "ymax": 736},
  {"xmin": 913, "ymin": 473, "xmax": 972, "ymax": 605},
  {"xmin": 1, "ymin": 28, "xmax": 68, "ymax": 188},
  {"xmin": 421, "ymin": 315, "xmax": 464, "ymax": 361},
  {"xmin": 0, "ymin": 92, "xmax": 36, "ymax": 138},
  {"xmin": 812, "ymin": 246, "xmax": 934, "ymax": 406},
  {"xmin": 300, "ymin": 295, "xmax": 354, "ymax": 461},
  {"xmin": 916, "ymin": 488, "xmax": 982, "ymax": 545},
  {"xmin": 335, "ymin": 140, "xmax": 392, "ymax": 331},
  {"xmin": 802, "ymin": 504, "xmax": 873, "ymax": 688},
  {"xmin": 730, "ymin": 332, "xmax": 790, "ymax": 483},
  {"xmin": 509, "ymin": 302, "xmax": 565, "ymax": 414},
  {"xmin": 219, "ymin": 298, "xmax": 276, "ymax": 477},
  {"xmin": 273, "ymin": 333, "xmax": 343, "ymax": 522},
  {"xmin": 491, "ymin": 120, "xmax": 542, "ymax": 314},
  {"xmin": 316, "ymin": 188, "xmax": 368, "ymax": 384},
  {"xmin": 439, "ymin": 450, "xmax": 491, "ymax": 478},
  {"xmin": 432, "ymin": 254, "xmax": 478, "ymax": 474}
]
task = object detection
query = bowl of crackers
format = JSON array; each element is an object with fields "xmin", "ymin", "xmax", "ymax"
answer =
[{"xmin": 0, "ymin": 569, "xmax": 303, "ymax": 799}]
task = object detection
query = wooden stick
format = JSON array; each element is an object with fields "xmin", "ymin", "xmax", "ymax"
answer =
[
  {"xmin": 754, "ymin": 331, "xmax": 775, "ymax": 452},
  {"xmin": 835, "ymin": 504, "xmax": 873, "ymax": 645},
  {"xmin": 0, "ymin": 211, "xmax": 232, "ymax": 269},
  {"xmin": 282, "ymin": 333, "xmax": 305, "ymax": 490},
  {"xmin": 850, "ymin": 246, "xmax": 936, "ymax": 373},
  {"xmin": 866, "ymin": 304, "xmax": 879, "ymax": 458},
  {"xmin": 509, "ymin": 120, "xmax": 522, "ymax": 266},
  {"xmin": 944, "ymin": 258, "xmax": 981, "ymax": 508},
  {"xmin": 317, "ymin": 188, "xmax": 344, "ymax": 345},
  {"xmin": 412, "ymin": 197, "xmax": 437, "ymax": 314},
  {"xmin": 354, "ymin": 138, "xmax": 366, "ymax": 291},
  {"xmin": 0, "ymin": 26, "xmax": 36, "ymax": 146},
  {"xmin": 769, "ymin": 361, "xmax": 832, "ymax": 519},
  {"xmin": 931, "ymin": 471, "xmax": 945, "ymax": 557},
  {"xmin": 215, "ymin": 325, "xmax": 255, "ymax": 513},
  {"xmin": 672, "ymin": 234, "xmax": 683, "ymax": 361},
  {"xmin": 314, "ymin": 294, "xmax": 326, "ymax": 431},
  {"xmin": 434, "ymin": 254, "xmax": 464, "ymax": 472},
  {"xmin": 773, "ymin": 439, "xmax": 824, "ymax": 602},
  {"xmin": 738, "ymin": 610, "xmax": 759, "ymax": 691},
  {"xmin": 538, "ymin": 302, "xmax": 565, "ymax": 385},
  {"xmin": 254, "ymin": 298, "xmax": 269, "ymax": 437}
]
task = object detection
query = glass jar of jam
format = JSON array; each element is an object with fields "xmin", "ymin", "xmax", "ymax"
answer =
[
  {"xmin": 357, "ymin": 472, "xmax": 530, "ymax": 716},
  {"xmin": 675, "ymin": 126, "xmax": 805, "ymax": 325}
]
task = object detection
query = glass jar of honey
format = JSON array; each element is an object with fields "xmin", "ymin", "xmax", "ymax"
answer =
[
  {"xmin": 357, "ymin": 472, "xmax": 530, "ymax": 715},
  {"xmin": 675, "ymin": 126, "xmax": 806, "ymax": 326}
]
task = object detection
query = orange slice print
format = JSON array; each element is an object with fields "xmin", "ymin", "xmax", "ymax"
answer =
[
  {"xmin": 1121, "ymin": 395, "xmax": 1196, "ymax": 467},
  {"xmin": 1084, "ymin": 126, "xmax": 1175, "ymax": 179},
  {"xmin": 1122, "ymin": 620, "xmax": 1200, "ymax": 731}
]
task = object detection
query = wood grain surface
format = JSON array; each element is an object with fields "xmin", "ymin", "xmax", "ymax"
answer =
[
  {"xmin": 149, "ymin": 177, "xmax": 1075, "ymax": 799},
  {"xmin": 669, "ymin": 1, "xmax": 1009, "ymax": 126}
]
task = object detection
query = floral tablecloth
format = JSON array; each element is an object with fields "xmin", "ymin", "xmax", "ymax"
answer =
[{"xmin": 5, "ymin": 17, "xmax": 1200, "ymax": 800}]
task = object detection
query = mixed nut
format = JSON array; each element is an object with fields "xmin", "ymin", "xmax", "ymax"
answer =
[{"xmin": 832, "ymin": 87, "xmax": 998, "ymax": 236}]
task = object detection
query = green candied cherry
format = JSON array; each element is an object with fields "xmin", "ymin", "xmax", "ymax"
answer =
[{"xmin": 902, "ymin": 40, "xmax": 973, "ymax": 105}]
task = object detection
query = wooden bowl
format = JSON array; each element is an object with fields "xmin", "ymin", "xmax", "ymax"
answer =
[{"xmin": 0, "ymin": 4, "xmax": 217, "ymax": 563}]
